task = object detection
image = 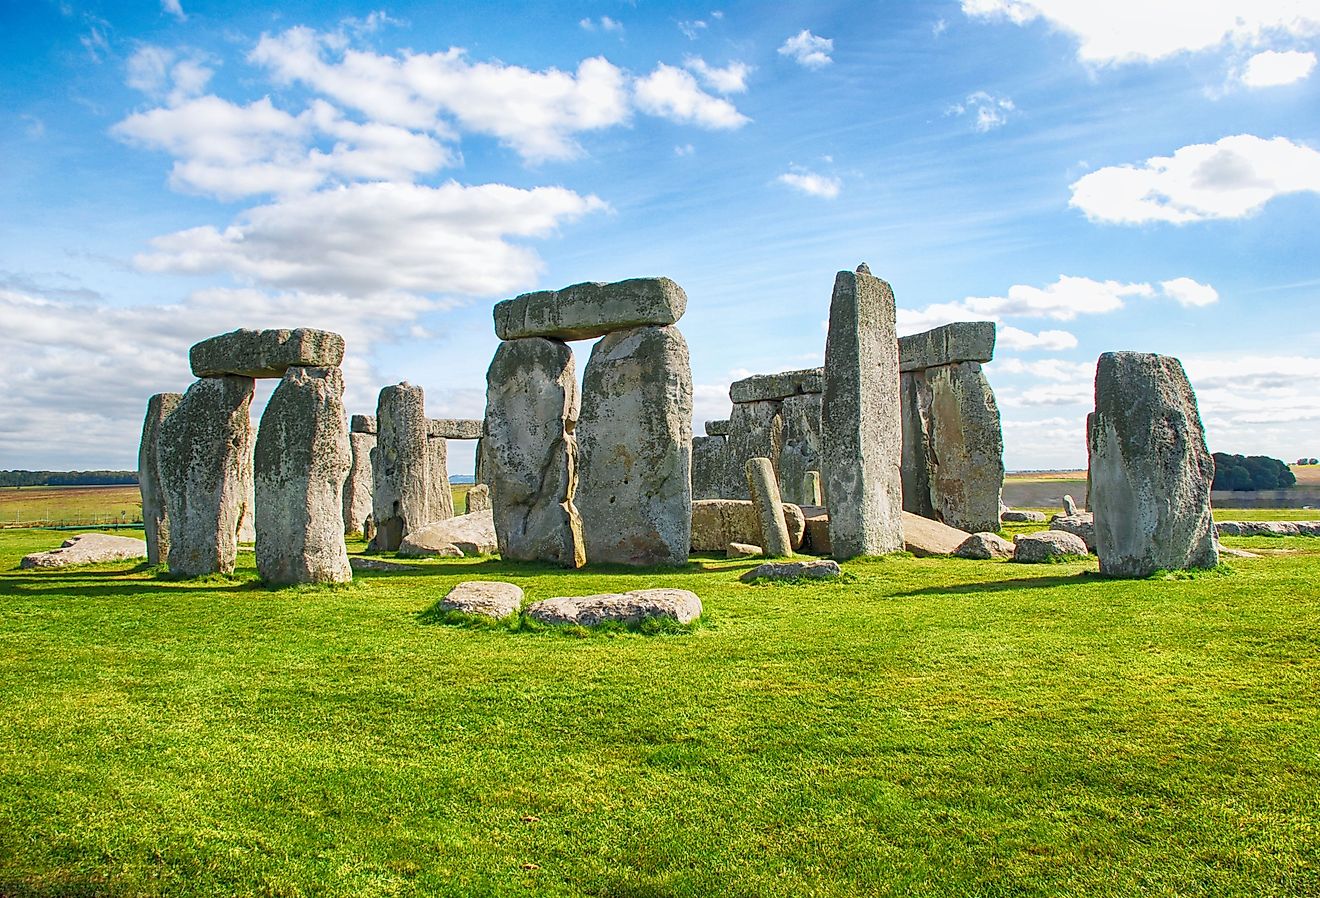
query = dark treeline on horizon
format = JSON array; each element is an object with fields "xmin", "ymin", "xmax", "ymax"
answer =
[{"xmin": 0, "ymin": 470, "xmax": 139, "ymax": 487}]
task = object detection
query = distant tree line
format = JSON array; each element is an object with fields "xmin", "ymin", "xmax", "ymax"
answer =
[
  {"xmin": 1297, "ymin": 457, "xmax": 1319, "ymax": 466},
  {"xmin": 0, "ymin": 470, "xmax": 139, "ymax": 487},
  {"xmin": 1212, "ymin": 454, "xmax": 1296, "ymax": 492}
]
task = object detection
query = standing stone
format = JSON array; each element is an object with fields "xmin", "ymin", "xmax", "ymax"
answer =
[
  {"xmin": 746, "ymin": 457, "xmax": 792, "ymax": 557},
  {"xmin": 426, "ymin": 436, "xmax": 455, "ymax": 524},
  {"xmin": 484, "ymin": 338, "xmax": 585, "ymax": 567},
  {"xmin": 343, "ymin": 432, "xmax": 375, "ymax": 534},
  {"xmin": 577, "ymin": 325, "xmax": 692, "ymax": 566},
  {"xmin": 138, "ymin": 392, "xmax": 181, "ymax": 565},
  {"xmin": 1089, "ymin": 352, "xmax": 1218, "ymax": 577},
  {"xmin": 778, "ymin": 392, "xmax": 823, "ymax": 505},
  {"xmin": 157, "ymin": 375, "xmax": 255, "ymax": 577},
  {"xmin": 473, "ymin": 438, "xmax": 486, "ymax": 486},
  {"xmin": 466, "ymin": 483, "xmax": 491, "ymax": 513},
  {"xmin": 691, "ymin": 435, "xmax": 727, "ymax": 500},
  {"xmin": 254, "ymin": 367, "xmax": 352, "ymax": 585},
  {"xmin": 722, "ymin": 400, "xmax": 783, "ymax": 499},
  {"xmin": 1062, "ymin": 495, "xmax": 1078, "ymax": 516},
  {"xmin": 370, "ymin": 383, "xmax": 430, "ymax": 551},
  {"xmin": 822, "ymin": 265, "xmax": 904, "ymax": 558},
  {"xmin": 802, "ymin": 471, "xmax": 823, "ymax": 506}
]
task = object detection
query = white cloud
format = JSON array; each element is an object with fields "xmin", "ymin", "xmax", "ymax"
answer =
[
  {"xmin": 634, "ymin": 64, "xmax": 750, "ymax": 129},
  {"xmin": 161, "ymin": 0, "xmax": 185, "ymax": 21},
  {"xmin": 947, "ymin": 90, "xmax": 1015, "ymax": 132},
  {"xmin": 580, "ymin": 16, "xmax": 623, "ymax": 33},
  {"xmin": 962, "ymin": 1, "xmax": 1320, "ymax": 65},
  {"xmin": 684, "ymin": 56, "xmax": 751, "ymax": 94},
  {"xmin": 778, "ymin": 30, "xmax": 833, "ymax": 69},
  {"xmin": 996, "ymin": 357, "xmax": 1092, "ymax": 381},
  {"xmin": 678, "ymin": 19, "xmax": 708, "ymax": 40},
  {"xmin": 900, "ymin": 276, "xmax": 1154, "ymax": 334},
  {"xmin": 997, "ymin": 326, "xmax": 1078, "ymax": 351},
  {"xmin": 1070, "ymin": 134, "xmax": 1320, "ymax": 224},
  {"xmin": 777, "ymin": 169, "xmax": 841, "ymax": 199},
  {"xmin": 1159, "ymin": 277, "xmax": 1218, "ymax": 307},
  {"xmin": 1241, "ymin": 49, "xmax": 1317, "ymax": 87}
]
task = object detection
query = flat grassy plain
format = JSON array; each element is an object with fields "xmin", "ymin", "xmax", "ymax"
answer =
[
  {"xmin": 0, "ymin": 485, "xmax": 142, "ymax": 527},
  {"xmin": 1, "ymin": 525, "xmax": 1317, "ymax": 897}
]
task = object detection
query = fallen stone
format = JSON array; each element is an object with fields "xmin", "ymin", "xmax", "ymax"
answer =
[
  {"xmin": 901, "ymin": 511, "xmax": 971, "ymax": 557},
  {"xmin": 527, "ymin": 588, "xmax": 702, "ymax": 626},
  {"xmin": 691, "ymin": 499, "xmax": 805, "ymax": 552},
  {"xmin": 740, "ymin": 559, "xmax": 842, "ymax": 582},
  {"xmin": 705, "ymin": 419, "xmax": 731, "ymax": 437},
  {"xmin": 1215, "ymin": 520, "xmax": 1314, "ymax": 537},
  {"xmin": 727, "ymin": 542, "xmax": 762, "ymax": 558},
  {"xmin": 1214, "ymin": 543, "xmax": 1260, "ymax": 559},
  {"xmin": 349, "ymin": 556, "xmax": 422, "ymax": 572},
  {"xmin": 691, "ymin": 435, "xmax": 727, "ymax": 501},
  {"xmin": 427, "ymin": 419, "xmax": 483, "ymax": 440},
  {"xmin": 494, "ymin": 277, "xmax": 687, "ymax": 342},
  {"xmin": 190, "ymin": 328, "xmax": 345, "ymax": 378},
  {"xmin": 1001, "ymin": 510, "xmax": 1046, "ymax": 523},
  {"xmin": 343, "ymin": 431, "xmax": 375, "ymax": 535},
  {"xmin": 350, "ymin": 414, "xmax": 377, "ymax": 434},
  {"xmin": 398, "ymin": 509, "xmax": 497, "ymax": 557},
  {"xmin": 465, "ymin": 483, "xmax": 491, "ymax": 513},
  {"xmin": 898, "ymin": 321, "xmax": 996, "ymax": 373},
  {"xmin": 439, "ymin": 581, "xmax": 523, "ymax": 618},
  {"xmin": 138, "ymin": 392, "xmax": 181, "ymax": 565},
  {"xmin": 778, "ymin": 392, "xmax": 823, "ymax": 506},
  {"xmin": 955, "ymin": 532, "xmax": 1015, "ymax": 559},
  {"xmin": 746, "ymin": 457, "xmax": 792, "ymax": 557},
  {"xmin": 729, "ymin": 367, "xmax": 824, "ymax": 403},
  {"xmin": 369, "ymin": 383, "xmax": 432, "ymax": 552},
  {"xmin": 20, "ymin": 533, "xmax": 147, "ymax": 569},
  {"xmin": 1013, "ymin": 530, "xmax": 1088, "ymax": 563},
  {"xmin": 1050, "ymin": 513, "xmax": 1096, "ymax": 553}
]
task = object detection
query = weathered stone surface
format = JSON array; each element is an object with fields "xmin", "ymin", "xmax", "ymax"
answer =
[
  {"xmin": 369, "ymin": 383, "xmax": 431, "ymax": 551},
  {"xmin": 577, "ymin": 325, "xmax": 692, "ymax": 566},
  {"xmin": 746, "ymin": 457, "xmax": 792, "ymax": 557},
  {"xmin": 721, "ymin": 399, "xmax": 783, "ymax": 500},
  {"xmin": 1062, "ymin": 495, "xmax": 1079, "ymax": 515},
  {"xmin": 425, "ymin": 436, "xmax": 455, "ymax": 524},
  {"xmin": 691, "ymin": 436, "xmax": 726, "ymax": 500},
  {"xmin": 1001, "ymin": 510, "xmax": 1046, "ymax": 523},
  {"xmin": 727, "ymin": 542, "xmax": 762, "ymax": 558},
  {"xmin": 1089, "ymin": 352, "xmax": 1218, "ymax": 577},
  {"xmin": 157, "ymin": 375, "xmax": 255, "ymax": 577},
  {"xmin": 801, "ymin": 471, "xmax": 823, "ymax": 507},
  {"xmin": 898, "ymin": 321, "xmax": 996, "ymax": 373},
  {"xmin": 799, "ymin": 505, "xmax": 831, "ymax": 555},
  {"xmin": 495, "ymin": 277, "xmax": 687, "ymax": 342},
  {"xmin": 955, "ymin": 532, "xmax": 1015, "ymax": 559},
  {"xmin": 343, "ymin": 432, "xmax": 375, "ymax": 535},
  {"xmin": 729, "ymin": 368, "xmax": 823, "ymax": 404},
  {"xmin": 139, "ymin": 392, "xmax": 181, "ymax": 565},
  {"xmin": 398, "ymin": 509, "xmax": 497, "ymax": 557},
  {"xmin": 254, "ymin": 366, "xmax": 352, "ymax": 585},
  {"xmin": 1013, "ymin": 530, "xmax": 1088, "ymax": 563},
  {"xmin": 350, "ymin": 414, "xmax": 377, "ymax": 434},
  {"xmin": 740, "ymin": 559, "xmax": 842, "ymax": 582},
  {"xmin": 440, "ymin": 581, "xmax": 523, "ymax": 618},
  {"xmin": 465, "ymin": 483, "xmax": 491, "ymax": 513},
  {"xmin": 691, "ymin": 499, "xmax": 804, "ymax": 552},
  {"xmin": 822, "ymin": 266, "xmax": 904, "ymax": 558},
  {"xmin": 484, "ymin": 338, "xmax": 584, "ymax": 567},
  {"xmin": 901, "ymin": 511, "xmax": 970, "ymax": 557},
  {"xmin": 778, "ymin": 393, "xmax": 823, "ymax": 506},
  {"xmin": 21, "ymin": 533, "xmax": 148, "ymax": 569},
  {"xmin": 190, "ymin": 328, "xmax": 344, "ymax": 378},
  {"xmin": 427, "ymin": 419, "xmax": 483, "ymax": 440},
  {"xmin": 1050, "ymin": 512, "xmax": 1096, "ymax": 553},
  {"xmin": 527, "ymin": 588, "xmax": 702, "ymax": 626},
  {"xmin": 1216, "ymin": 520, "xmax": 1320, "ymax": 537},
  {"xmin": 705, "ymin": 419, "xmax": 731, "ymax": 437},
  {"xmin": 349, "ymin": 555, "xmax": 421, "ymax": 572}
]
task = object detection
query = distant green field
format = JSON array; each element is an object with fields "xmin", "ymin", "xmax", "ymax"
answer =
[{"xmin": 0, "ymin": 484, "xmax": 142, "ymax": 527}]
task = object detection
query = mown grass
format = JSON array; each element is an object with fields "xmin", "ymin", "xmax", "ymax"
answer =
[{"xmin": 1, "ymin": 528, "xmax": 1318, "ymax": 897}]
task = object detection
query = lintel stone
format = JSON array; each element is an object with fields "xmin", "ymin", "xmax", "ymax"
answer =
[
  {"xmin": 729, "ymin": 367, "xmax": 823, "ymax": 403},
  {"xmin": 350, "ymin": 414, "xmax": 377, "ymax": 434},
  {"xmin": 427, "ymin": 418, "xmax": 484, "ymax": 440},
  {"xmin": 705, "ymin": 419, "xmax": 731, "ymax": 436},
  {"xmin": 494, "ymin": 277, "xmax": 687, "ymax": 341},
  {"xmin": 190, "ymin": 328, "xmax": 345, "ymax": 378},
  {"xmin": 898, "ymin": 322, "xmax": 995, "ymax": 373}
]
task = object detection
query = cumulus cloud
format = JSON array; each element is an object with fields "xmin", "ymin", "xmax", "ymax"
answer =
[
  {"xmin": 776, "ymin": 168, "xmax": 841, "ymax": 199},
  {"xmin": 1240, "ymin": 49, "xmax": 1317, "ymax": 87},
  {"xmin": 998, "ymin": 326, "xmax": 1078, "ymax": 351},
  {"xmin": 684, "ymin": 56, "xmax": 752, "ymax": 94},
  {"xmin": 126, "ymin": 45, "xmax": 213, "ymax": 103},
  {"xmin": 1070, "ymin": 134, "xmax": 1320, "ymax": 224},
  {"xmin": 946, "ymin": 90, "xmax": 1016, "ymax": 132},
  {"xmin": 634, "ymin": 64, "xmax": 750, "ymax": 129},
  {"xmin": 1159, "ymin": 277, "xmax": 1219, "ymax": 307},
  {"xmin": 778, "ymin": 30, "xmax": 833, "ymax": 69},
  {"xmin": 900, "ymin": 276, "xmax": 1155, "ymax": 333}
]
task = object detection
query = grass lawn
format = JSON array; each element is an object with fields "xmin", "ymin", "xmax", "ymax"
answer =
[
  {"xmin": 0, "ymin": 485, "xmax": 142, "ymax": 528},
  {"xmin": 1, "ymin": 527, "xmax": 1317, "ymax": 897}
]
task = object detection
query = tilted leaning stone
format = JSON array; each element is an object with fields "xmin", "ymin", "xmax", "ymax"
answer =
[
  {"xmin": 189, "ymin": 328, "xmax": 345, "ymax": 378},
  {"xmin": 254, "ymin": 366, "xmax": 352, "ymax": 585},
  {"xmin": 139, "ymin": 392, "xmax": 181, "ymax": 565},
  {"xmin": 370, "ymin": 383, "xmax": 431, "ymax": 551},
  {"xmin": 729, "ymin": 367, "xmax": 824, "ymax": 404},
  {"xmin": 745, "ymin": 457, "xmax": 792, "ymax": 557},
  {"xmin": 343, "ymin": 431, "xmax": 375, "ymax": 535},
  {"xmin": 1088, "ymin": 351, "xmax": 1218, "ymax": 577},
  {"xmin": 494, "ymin": 277, "xmax": 687, "ymax": 342},
  {"xmin": 898, "ymin": 321, "xmax": 995, "ymax": 373}
]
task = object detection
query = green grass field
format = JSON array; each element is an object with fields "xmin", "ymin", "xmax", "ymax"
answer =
[{"xmin": 1, "ymin": 525, "xmax": 1317, "ymax": 897}]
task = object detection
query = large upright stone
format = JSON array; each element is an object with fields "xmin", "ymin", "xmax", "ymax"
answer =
[
  {"xmin": 494, "ymin": 278, "xmax": 687, "ymax": 342},
  {"xmin": 778, "ymin": 392, "xmax": 823, "ymax": 506},
  {"xmin": 370, "ymin": 383, "xmax": 430, "ymax": 551},
  {"xmin": 157, "ymin": 375, "xmax": 255, "ymax": 577},
  {"xmin": 484, "ymin": 338, "xmax": 585, "ymax": 567},
  {"xmin": 189, "ymin": 328, "xmax": 345, "ymax": 378},
  {"xmin": 343, "ymin": 431, "xmax": 375, "ymax": 534},
  {"xmin": 426, "ymin": 436, "xmax": 455, "ymax": 523},
  {"xmin": 691, "ymin": 435, "xmax": 726, "ymax": 500},
  {"xmin": 722, "ymin": 400, "xmax": 783, "ymax": 500},
  {"xmin": 138, "ymin": 392, "xmax": 181, "ymax": 565},
  {"xmin": 254, "ymin": 367, "xmax": 352, "ymax": 584},
  {"xmin": 1089, "ymin": 352, "xmax": 1218, "ymax": 577},
  {"xmin": 898, "ymin": 321, "xmax": 995, "ymax": 373},
  {"xmin": 821, "ymin": 265, "xmax": 903, "ymax": 558},
  {"xmin": 729, "ymin": 368, "xmax": 823, "ymax": 403},
  {"xmin": 577, "ymin": 325, "xmax": 692, "ymax": 566}
]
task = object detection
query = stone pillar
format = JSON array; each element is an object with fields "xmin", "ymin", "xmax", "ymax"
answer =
[
  {"xmin": 1089, "ymin": 352, "xmax": 1218, "ymax": 577},
  {"xmin": 778, "ymin": 392, "xmax": 823, "ymax": 505},
  {"xmin": 746, "ymin": 457, "xmax": 792, "ymax": 557},
  {"xmin": 370, "ymin": 383, "xmax": 430, "ymax": 551},
  {"xmin": 425, "ymin": 435, "xmax": 455, "ymax": 523},
  {"xmin": 343, "ymin": 424, "xmax": 376, "ymax": 535},
  {"xmin": 254, "ymin": 367, "xmax": 352, "ymax": 584},
  {"xmin": 821, "ymin": 264, "xmax": 903, "ymax": 558},
  {"xmin": 157, "ymin": 375, "xmax": 255, "ymax": 577},
  {"xmin": 722, "ymin": 400, "xmax": 783, "ymax": 499},
  {"xmin": 138, "ymin": 392, "xmax": 181, "ymax": 565},
  {"xmin": 802, "ymin": 470, "xmax": 823, "ymax": 507},
  {"xmin": 691, "ymin": 435, "xmax": 726, "ymax": 500},
  {"xmin": 484, "ymin": 338, "xmax": 585, "ymax": 567},
  {"xmin": 466, "ymin": 483, "xmax": 491, "ymax": 513}
]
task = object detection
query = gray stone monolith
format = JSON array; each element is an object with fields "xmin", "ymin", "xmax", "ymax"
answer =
[
  {"xmin": 577, "ymin": 324, "xmax": 692, "ymax": 566},
  {"xmin": 1088, "ymin": 351, "xmax": 1218, "ymax": 577},
  {"xmin": 370, "ymin": 383, "xmax": 430, "ymax": 551},
  {"xmin": 722, "ymin": 399, "xmax": 783, "ymax": 499},
  {"xmin": 802, "ymin": 471, "xmax": 823, "ymax": 507},
  {"xmin": 139, "ymin": 392, "xmax": 181, "ymax": 565},
  {"xmin": 484, "ymin": 338, "xmax": 585, "ymax": 567},
  {"xmin": 157, "ymin": 375, "xmax": 255, "ymax": 577},
  {"xmin": 821, "ymin": 265, "xmax": 903, "ymax": 557},
  {"xmin": 691, "ymin": 435, "xmax": 726, "ymax": 500},
  {"xmin": 254, "ymin": 366, "xmax": 352, "ymax": 584},
  {"xmin": 746, "ymin": 457, "xmax": 792, "ymax": 557},
  {"xmin": 426, "ymin": 436, "xmax": 455, "ymax": 524},
  {"xmin": 778, "ymin": 392, "xmax": 823, "ymax": 505},
  {"xmin": 343, "ymin": 431, "xmax": 375, "ymax": 534},
  {"xmin": 465, "ymin": 483, "xmax": 490, "ymax": 513}
]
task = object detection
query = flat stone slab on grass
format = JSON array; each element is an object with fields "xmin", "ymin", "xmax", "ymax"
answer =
[
  {"xmin": 902, "ymin": 511, "xmax": 970, "ymax": 557},
  {"xmin": 1215, "ymin": 544, "xmax": 1260, "ymax": 559},
  {"xmin": 740, "ymin": 559, "xmax": 842, "ymax": 582},
  {"xmin": 440, "ymin": 581, "xmax": 523, "ymax": 619},
  {"xmin": 527, "ymin": 588, "xmax": 701, "ymax": 627},
  {"xmin": 1002, "ymin": 510, "xmax": 1046, "ymax": 523},
  {"xmin": 1216, "ymin": 520, "xmax": 1320, "ymax": 537},
  {"xmin": 21, "ymin": 533, "xmax": 147, "ymax": 569},
  {"xmin": 190, "ymin": 328, "xmax": 345, "ymax": 378},
  {"xmin": 398, "ymin": 509, "xmax": 497, "ymax": 557},
  {"xmin": 955, "ymin": 532, "xmax": 1015, "ymax": 559},
  {"xmin": 349, "ymin": 556, "xmax": 423, "ymax": 572},
  {"xmin": 1013, "ymin": 530, "xmax": 1088, "ymax": 563},
  {"xmin": 494, "ymin": 277, "xmax": 687, "ymax": 342},
  {"xmin": 729, "ymin": 368, "xmax": 824, "ymax": 403}
]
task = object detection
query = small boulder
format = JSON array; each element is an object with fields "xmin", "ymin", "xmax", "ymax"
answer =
[
  {"xmin": 527, "ymin": 588, "xmax": 701, "ymax": 626},
  {"xmin": 20, "ymin": 533, "xmax": 148, "ymax": 569},
  {"xmin": 726, "ymin": 542, "xmax": 763, "ymax": 559},
  {"xmin": 1001, "ymin": 510, "xmax": 1046, "ymax": 523},
  {"xmin": 440, "ymin": 581, "xmax": 523, "ymax": 619},
  {"xmin": 955, "ymin": 532, "xmax": 1014, "ymax": 559},
  {"xmin": 740, "ymin": 559, "xmax": 842, "ymax": 582},
  {"xmin": 1050, "ymin": 513, "xmax": 1096, "ymax": 552},
  {"xmin": 1013, "ymin": 531, "xmax": 1089, "ymax": 563},
  {"xmin": 398, "ymin": 509, "xmax": 496, "ymax": 557},
  {"xmin": 902, "ymin": 511, "xmax": 970, "ymax": 557}
]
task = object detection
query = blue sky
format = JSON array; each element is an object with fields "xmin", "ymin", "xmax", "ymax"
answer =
[{"xmin": 2, "ymin": 0, "xmax": 1318, "ymax": 474}]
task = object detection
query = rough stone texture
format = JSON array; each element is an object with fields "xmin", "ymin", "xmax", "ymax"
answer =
[
  {"xmin": 350, "ymin": 414, "xmax": 377, "ymax": 434},
  {"xmin": 1089, "ymin": 352, "xmax": 1218, "ymax": 577},
  {"xmin": 1002, "ymin": 510, "xmax": 1046, "ymax": 523},
  {"xmin": 691, "ymin": 436, "xmax": 727, "ymax": 500},
  {"xmin": 20, "ymin": 533, "xmax": 148, "ymax": 569},
  {"xmin": 139, "ymin": 392, "xmax": 181, "ymax": 565},
  {"xmin": 901, "ymin": 511, "xmax": 970, "ymax": 557},
  {"xmin": 577, "ymin": 325, "xmax": 692, "ymax": 566},
  {"xmin": 722, "ymin": 400, "xmax": 783, "ymax": 500},
  {"xmin": 1062, "ymin": 495, "xmax": 1079, "ymax": 516},
  {"xmin": 427, "ymin": 418, "xmax": 483, "ymax": 440},
  {"xmin": 691, "ymin": 499, "xmax": 804, "ymax": 552},
  {"xmin": 466, "ymin": 483, "xmax": 491, "ymax": 513},
  {"xmin": 955, "ymin": 532, "xmax": 1015, "ymax": 559},
  {"xmin": 349, "ymin": 556, "xmax": 422, "ymax": 572},
  {"xmin": 370, "ymin": 383, "xmax": 431, "ymax": 552},
  {"xmin": 495, "ymin": 277, "xmax": 687, "ymax": 342},
  {"xmin": 898, "ymin": 321, "xmax": 996, "ymax": 373},
  {"xmin": 425, "ymin": 436, "xmax": 455, "ymax": 524},
  {"xmin": 343, "ymin": 432, "xmax": 375, "ymax": 535},
  {"xmin": 740, "ymin": 559, "xmax": 842, "ymax": 582},
  {"xmin": 729, "ymin": 368, "xmax": 823, "ymax": 404},
  {"xmin": 1050, "ymin": 513, "xmax": 1096, "ymax": 553},
  {"xmin": 778, "ymin": 393, "xmax": 823, "ymax": 506},
  {"xmin": 705, "ymin": 419, "xmax": 731, "ymax": 437},
  {"xmin": 157, "ymin": 375, "xmax": 255, "ymax": 577},
  {"xmin": 822, "ymin": 266, "xmax": 904, "ymax": 558},
  {"xmin": 190, "ymin": 328, "xmax": 345, "ymax": 378},
  {"xmin": 1013, "ymin": 530, "xmax": 1088, "ymax": 563},
  {"xmin": 484, "ymin": 338, "xmax": 585, "ymax": 567},
  {"xmin": 254, "ymin": 366, "xmax": 352, "ymax": 585},
  {"xmin": 398, "ymin": 509, "xmax": 497, "ymax": 557},
  {"xmin": 727, "ymin": 542, "xmax": 762, "ymax": 558},
  {"xmin": 746, "ymin": 457, "xmax": 792, "ymax": 557},
  {"xmin": 799, "ymin": 505, "xmax": 831, "ymax": 556},
  {"xmin": 440, "ymin": 581, "xmax": 523, "ymax": 619},
  {"xmin": 527, "ymin": 588, "xmax": 702, "ymax": 626},
  {"xmin": 1217, "ymin": 520, "xmax": 1320, "ymax": 537},
  {"xmin": 801, "ymin": 471, "xmax": 823, "ymax": 507},
  {"xmin": 238, "ymin": 469, "xmax": 256, "ymax": 544}
]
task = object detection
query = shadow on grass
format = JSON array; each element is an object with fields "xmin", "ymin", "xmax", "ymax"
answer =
[{"xmin": 892, "ymin": 570, "xmax": 1097, "ymax": 598}]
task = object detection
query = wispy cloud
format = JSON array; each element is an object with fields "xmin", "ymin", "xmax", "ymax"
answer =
[
  {"xmin": 778, "ymin": 30, "xmax": 833, "ymax": 69},
  {"xmin": 777, "ymin": 168, "xmax": 841, "ymax": 199}
]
